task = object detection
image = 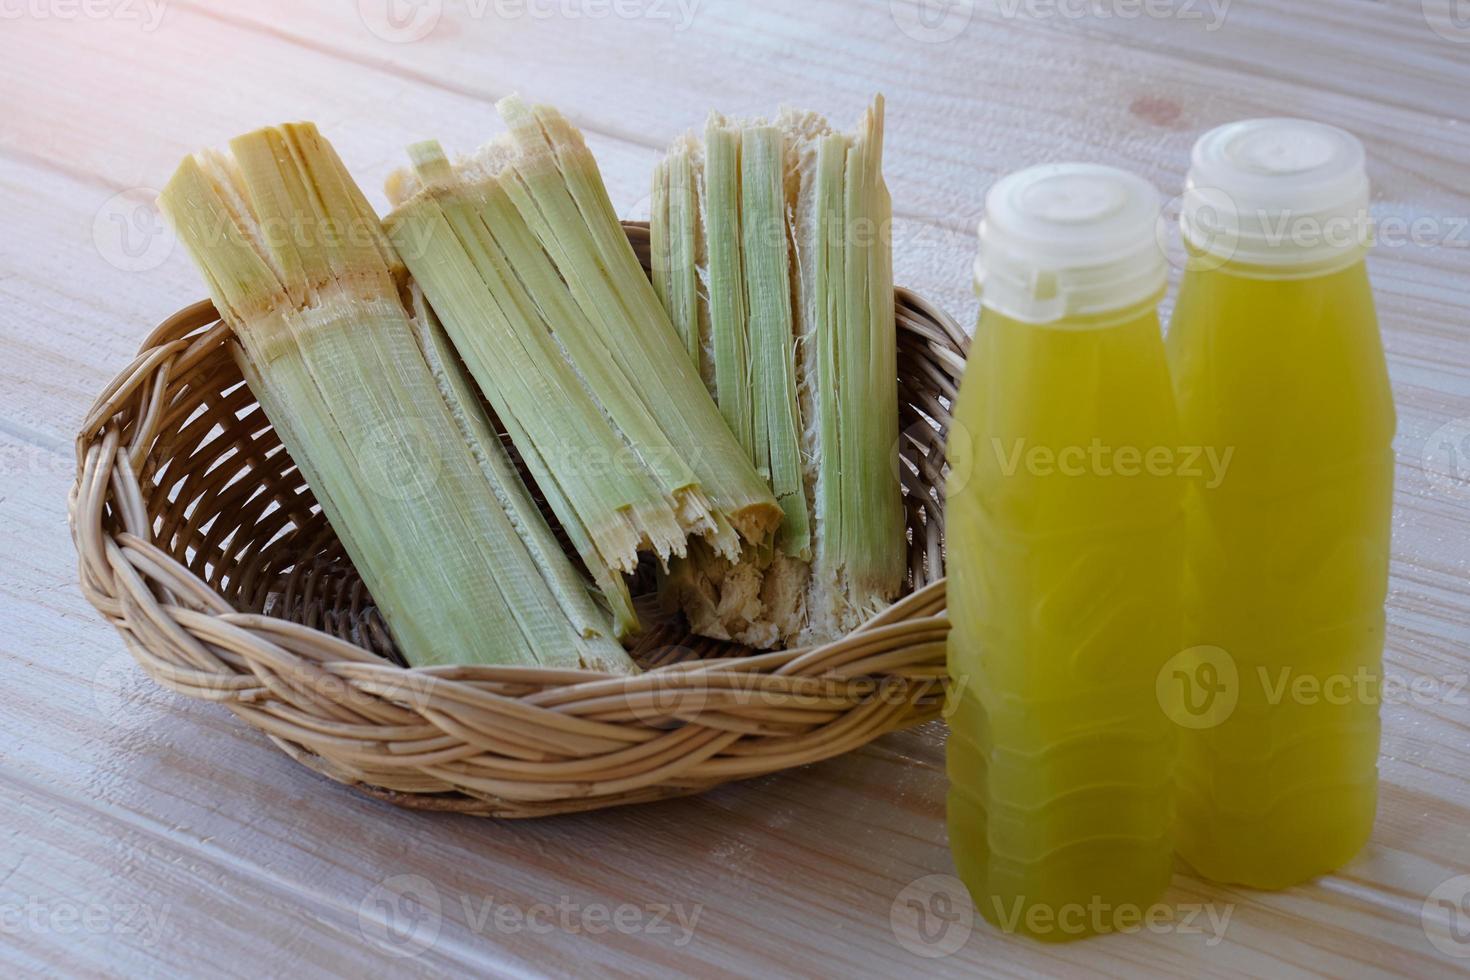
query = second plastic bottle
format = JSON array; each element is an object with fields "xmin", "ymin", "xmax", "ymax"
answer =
[
  {"xmin": 947, "ymin": 164, "xmax": 1183, "ymax": 941},
  {"xmin": 1167, "ymin": 120, "xmax": 1396, "ymax": 889}
]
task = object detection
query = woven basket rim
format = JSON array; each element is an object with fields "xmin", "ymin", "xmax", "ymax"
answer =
[{"xmin": 71, "ymin": 221, "xmax": 968, "ymax": 818}]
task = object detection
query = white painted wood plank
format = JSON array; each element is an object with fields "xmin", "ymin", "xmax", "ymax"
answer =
[{"xmin": 0, "ymin": 1, "xmax": 1467, "ymax": 975}]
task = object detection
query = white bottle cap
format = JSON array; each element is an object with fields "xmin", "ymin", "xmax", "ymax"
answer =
[
  {"xmin": 974, "ymin": 164, "xmax": 1167, "ymax": 325},
  {"xmin": 1182, "ymin": 118, "xmax": 1371, "ymax": 273}
]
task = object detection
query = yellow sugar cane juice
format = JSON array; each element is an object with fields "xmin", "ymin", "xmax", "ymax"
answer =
[
  {"xmin": 946, "ymin": 164, "xmax": 1184, "ymax": 940},
  {"xmin": 1166, "ymin": 120, "xmax": 1395, "ymax": 889}
]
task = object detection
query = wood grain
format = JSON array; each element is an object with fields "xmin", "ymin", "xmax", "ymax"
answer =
[{"xmin": 1, "ymin": 1, "xmax": 1468, "ymax": 976}]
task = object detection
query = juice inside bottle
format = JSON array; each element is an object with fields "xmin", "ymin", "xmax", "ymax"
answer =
[
  {"xmin": 1165, "ymin": 119, "xmax": 1396, "ymax": 889},
  {"xmin": 946, "ymin": 165, "xmax": 1183, "ymax": 941}
]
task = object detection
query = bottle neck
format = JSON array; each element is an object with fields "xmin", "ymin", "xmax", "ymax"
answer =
[
  {"xmin": 979, "ymin": 293, "xmax": 1163, "ymax": 332},
  {"xmin": 1183, "ymin": 241, "xmax": 1370, "ymax": 282}
]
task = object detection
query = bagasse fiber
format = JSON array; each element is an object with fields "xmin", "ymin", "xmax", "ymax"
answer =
[
  {"xmin": 383, "ymin": 97, "xmax": 783, "ymax": 640},
  {"xmin": 157, "ymin": 123, "xmax": 635, "ymax": 674},
  {"xmin": 652, "ymin": 97, "xmax": 908, "ymax": 649}
]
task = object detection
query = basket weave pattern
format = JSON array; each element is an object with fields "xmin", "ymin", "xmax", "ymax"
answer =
[{"xmin": 70, "ymin": 223, "xmax": 968, "ymax": 818}]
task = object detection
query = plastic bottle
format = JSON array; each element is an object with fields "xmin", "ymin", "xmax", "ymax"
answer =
[
  {"xmin": 1165, "ymin": 119, "xmax": 1396, "ymax": 889},
  {"xmin": 946, "ymin": 164, "xmax": 1183, "ymax": 941}
]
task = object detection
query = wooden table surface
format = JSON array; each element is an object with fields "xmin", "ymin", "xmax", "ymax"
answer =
[{"xmin": 4, "ymin": 1, "xmax": 1469, "ymax": 976}]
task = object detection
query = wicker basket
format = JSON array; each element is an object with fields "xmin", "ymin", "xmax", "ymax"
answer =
[{"xmin": 70, "ymin": 222, "xmax": 968, "ymax": 818}]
